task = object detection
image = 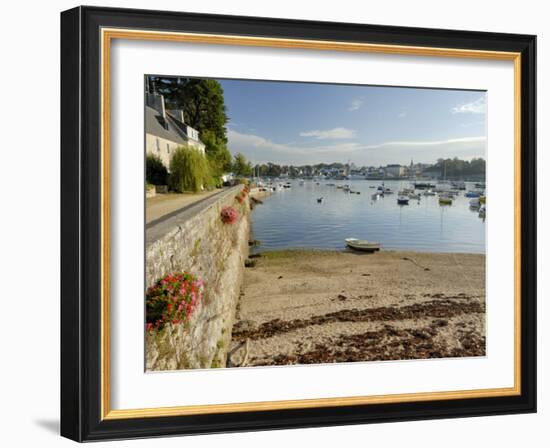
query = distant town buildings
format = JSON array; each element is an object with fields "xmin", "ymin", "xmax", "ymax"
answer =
[
  {"xmin": 251, "ymin": 157, "xmax": 484, "ymax": 181},
  {"xmin": 145, "ymin": 92, "xmax": 205, "ymax": 169},
  {"xmin": 385, "ymin": 164, "xmax": 406, "ymax": 178}
]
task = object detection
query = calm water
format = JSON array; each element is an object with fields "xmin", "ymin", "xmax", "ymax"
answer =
[{"xmin": 251, "ymin": 180, "xmax": 486, "ymax": 254}]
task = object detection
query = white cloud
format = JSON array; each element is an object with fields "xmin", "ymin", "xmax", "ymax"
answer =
[
  {"xmin": 227, "ymin": 128, "xmax": 485, "ymax": 165},
  {"xmin": 362, "ymin": 136, "xmax": 486, "ymax": 150},
  {"xmin": 451, "ymin": 96, "xmax": 486, "ymax": 114},
  {"xmin": 299, "ymin": 127, "xmax": 356, "ymax": 140},
  {"xmin": 398, "ymin": 112, "xmax": 407, "ymax": 118},
  {"xmin": 348, "ymin": 99, "xmax": 364, "ymax": 111}
]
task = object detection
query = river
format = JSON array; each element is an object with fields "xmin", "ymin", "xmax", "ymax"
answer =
[{"xmin": 250, "ymin": 179, "xmax": 485, "ymax": 254}]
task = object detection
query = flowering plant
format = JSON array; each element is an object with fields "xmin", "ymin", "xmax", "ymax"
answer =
[
  {"xmin": 145, "ymin": 272, "xmax": 203, "ymax": 331},
  {"xmin": 235, "ymin": 193, "xmax": 245, "ymax": 204},
  {"xmin": 220, "ymin": 205, "xmax": 239, "ymax": 224}
]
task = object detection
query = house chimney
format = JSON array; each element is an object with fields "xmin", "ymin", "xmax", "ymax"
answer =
[
  {"xmin": 146, "ymin": 92, "xmax": 167, "ymax": 128},
  {"xmin": 166, "ymin": 109, "xmax": 185, "ymax": 123}
]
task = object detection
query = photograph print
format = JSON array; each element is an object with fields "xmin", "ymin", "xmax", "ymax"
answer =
[{"xmin": 144, "ymin": 76, "xmax": 487, "ymax": 371}]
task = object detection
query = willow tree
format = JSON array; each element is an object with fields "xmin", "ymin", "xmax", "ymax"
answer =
[{"xmin": 169, "ymin": 147, "xmax": 212, "ymax": 193}]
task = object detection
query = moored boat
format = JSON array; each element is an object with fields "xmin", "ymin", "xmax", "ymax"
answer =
[
  {"xmin": 465, "ymin": 191, "xmax": 481, "ymax": 198},
  {"xmin": 439, "ymin": 194, "xmax": 453, "ymax": 205},
  {"xmin": 345, "ymin": 238, "xmax": 381, "ymax": 252},
  {"xmin": 397, "ymin": 195, "xmax": 409, "ymax": 205},
  {"xmin": 478, "ymin": 204, "xmax": 486, "ymax": 218},
  {"xmin": 414, "ymin": 182, "xmax": 436, "ymax": 190}
]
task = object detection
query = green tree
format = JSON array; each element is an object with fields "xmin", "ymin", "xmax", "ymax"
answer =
[
  {"xmin": 148, "ymin": 77, "xmax": 228, "ymax": 142},
  {"xmin": 433, "ymin": 157, "xmax": 486, "ymax": 179},
  {"xmin": 169, "ymin": 147, "xmax": 212, "ymax": 193},
  {"xmin": 146, "ymin": 154, "xmax": 168, "ymax": 185},
  {"xmin": 201, "ymin": 129, "xmax": 232, "ymax": 176},
  {"xmin": 232, "ymin": 153, "xmax": 253, "ymax": 177}
]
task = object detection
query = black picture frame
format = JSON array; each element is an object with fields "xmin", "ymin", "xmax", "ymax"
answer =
[{"xmin": 61, "ymin": 5, "xmax": 536, "ymax": 442}]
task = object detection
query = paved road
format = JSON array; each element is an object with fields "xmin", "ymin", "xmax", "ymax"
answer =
[{"xmin": 146, "ymin": 190, "xmax": 222, "ymax": 224}]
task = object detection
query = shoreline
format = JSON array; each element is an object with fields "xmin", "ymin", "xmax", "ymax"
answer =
[
  {"xmin": 229, "ymin": 248, "xmax": 486, "ymax": 367},
  {"xmin": 252, "ymin": 247, "xmax": 486, "ymax": 257}
]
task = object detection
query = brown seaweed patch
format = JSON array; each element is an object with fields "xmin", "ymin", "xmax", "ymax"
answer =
[
  {"xmin": 232, "ymin": 299, "xmax": 485, "ymax": 341},
  {"xmin": 251, "ymin": 324, "xmax": 486, "ymax": 366}
]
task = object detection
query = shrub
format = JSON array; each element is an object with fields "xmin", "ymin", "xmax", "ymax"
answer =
[
  {"xmin": 169, "ymin": 147, "xmax": 212, "ymax": 193},
  {"xmin": 145, "ymin": 272, "xmax": 204, "ymax": 331},
  {"xmin": 220, "ymin": 206, "xmax": 239, "ymax": 224},
  {"xmin": 146, "ymin": 154, "xmax": 168, "ymax": 186}
]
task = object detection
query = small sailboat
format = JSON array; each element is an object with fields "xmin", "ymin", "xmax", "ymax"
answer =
[
  {"xmin": 469, "ymin": 197, "xmax": 481, "ymax": 208},
  {"xmin": 439, "ymin": 194, "xmax": 453, "ymax": 205},
  {"xmin": 465, "ymin": 191, "xmax": 481, "ymax": 198},
  {"xmin": 479, "ymin": 204, "xmax": 486, "ymax": 218},
  {"xmin": 397, "ymin": 195, "xmax": 410, "ymax": 205},
  {"xmin": 414, "ymin": 182, "xmax": 436, "ymax": 190},
  {"xmin": 345, "ymin": 238, "xmax": 381, "ymax": 252}
]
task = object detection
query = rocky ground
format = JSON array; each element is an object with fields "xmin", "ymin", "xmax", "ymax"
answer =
[{"xmin": 228, "ymin": 250, "xmax": 486, "ymax": 367}]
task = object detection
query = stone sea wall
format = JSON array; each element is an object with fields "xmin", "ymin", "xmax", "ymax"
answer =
[{"xmin": 145, "ymin": 186, "xmax": 250, "ymax": 370}]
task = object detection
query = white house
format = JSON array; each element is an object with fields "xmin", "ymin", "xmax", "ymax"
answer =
[
  {"xmin": 385, "ymin": 164, "xmax": 406, "ymax": 177},
  {"xmin": 145, "ymin": 92, "xmax": 206, "ymax": 169}
]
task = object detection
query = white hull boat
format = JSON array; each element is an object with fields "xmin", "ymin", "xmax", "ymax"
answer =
[{"xmin": 345, "ymin": 238, "xmax": 381, "ymax": 252}]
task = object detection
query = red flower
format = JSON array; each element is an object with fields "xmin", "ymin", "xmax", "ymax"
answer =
[
  {"xmin": 145, "ymin": 271, "xmax": 204, "ymax": 331},
  {"xmin": 220, "ymin": 206, "xmax": 239, "ymax": 224}
]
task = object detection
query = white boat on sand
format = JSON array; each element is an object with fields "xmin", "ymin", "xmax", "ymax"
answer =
[{"xmin": 345, "ymin": 238, "xmax": 381, "ymax": 252}]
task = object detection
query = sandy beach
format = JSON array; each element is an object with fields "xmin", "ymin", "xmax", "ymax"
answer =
[{"xmin": 228, "ymin": 250, "xmax": 485, "ymax": 367}]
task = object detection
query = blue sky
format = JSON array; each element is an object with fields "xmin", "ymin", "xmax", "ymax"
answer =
[{"xmin": 219, "ymin": 79, "xmax": 486, "ymax": 166}]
